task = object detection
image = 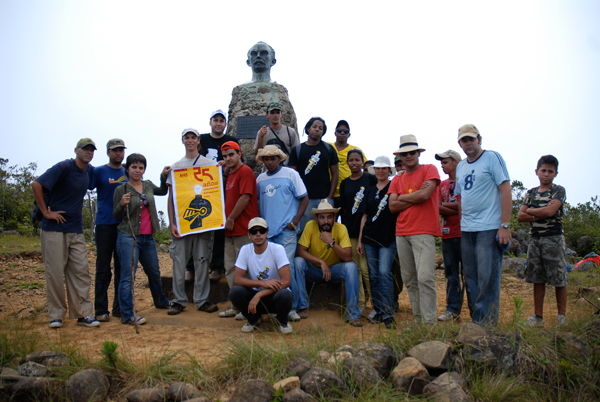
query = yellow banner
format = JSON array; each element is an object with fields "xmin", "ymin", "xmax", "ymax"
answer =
[{"xmin": 171, "ymin": 165, "xmax": 225, "ymax": 236}]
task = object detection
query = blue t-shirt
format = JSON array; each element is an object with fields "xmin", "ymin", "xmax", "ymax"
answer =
[
  {"xmin": 256, "ymin": 166, "xmax": 307, "ymax": 238},
  {"xmin": 36, "ymin": 159, "xmax": 94, "ymax": 234},
  {"xmin": 91, "ymin": 164, "xmax": 128, "ymax": 225},
  {"xmin": 455, "ymin": 150, "xmax": 510, "ymax": 232}
]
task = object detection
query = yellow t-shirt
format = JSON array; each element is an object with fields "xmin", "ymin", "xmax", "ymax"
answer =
[
  {"xmin": 298, "ymin": 221, "xmax": 352, "ymax": 267},
  {"xmin": 329, "ymin": 143, "xmax": 367, "ymax": 198}
]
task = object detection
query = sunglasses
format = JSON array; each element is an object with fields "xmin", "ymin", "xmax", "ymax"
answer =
[
  {"xmin": 399, "ymin": 150, "xmax": 418, "ymax": 157},
  {"xmin": 248, "ymin": 227, "xmax": 268, "ymax": 235},
  {"xmin": 335, "ymin": 129, "xmax": 349, "ymax": 134},
  {"xmin": 140, "ymin": 193, "xmax": 149, "ymax": 207}
]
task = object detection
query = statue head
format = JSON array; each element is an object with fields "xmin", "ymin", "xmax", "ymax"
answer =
[{"xmin": 246, "ymin": 42, "xmax": 276, "ymax": 82}]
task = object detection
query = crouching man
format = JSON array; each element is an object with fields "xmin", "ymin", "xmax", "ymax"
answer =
[{"xmin": 230, "ymin": 218, "xmax": 294, "ymax": 334}]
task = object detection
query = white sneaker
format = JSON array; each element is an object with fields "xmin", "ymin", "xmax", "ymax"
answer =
[
  {"xmin": 288, "ymin": 310, "xmax": 301, "ymax": 322},
  {"xmin": 235, "ymin": 312, "xmax": 246, "ymax": 321},
  {"xmin": 241, "ymin": 317, "xmax": 262, "ymax": 333},
  {"xmin": 556, "ymin": 314, "xmax": 568, "ymax": 326},
  {"xmin": 49, "ymin": 320, "xmax": 63, "ymax": 328},
  {"xmin": 279, "ymin": 323, "xmax": 293, "ymax": 335},
  {"xmin": 523, "ymin": 314, "xmax": 545, "ymax": 327},
  {"xmin": 438, "ymin": 311, "xmax": 460, "ymax": 321},
  {"xmin": 219, "ymin": 308, "xmax": 240, "ymax": 318},
  {"xmin": 367, "ymin": 309, "xmax": 378, "ymax": 320}
]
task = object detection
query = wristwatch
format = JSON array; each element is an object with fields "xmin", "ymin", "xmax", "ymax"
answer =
[
  {"xmin": 501, "ymin": 223, "xmax": 510, "ymax": 229},
  {"xmin": 327, "ymin": 239, "xmax": 336, "ymax": 248}
]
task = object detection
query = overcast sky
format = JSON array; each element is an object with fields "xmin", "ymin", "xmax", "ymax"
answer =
[{"xmin": 1, "ymin": 1, "xmax": 599, "ymax": 216}]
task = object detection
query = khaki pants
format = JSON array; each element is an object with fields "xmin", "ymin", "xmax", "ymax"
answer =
[
  {"xmin": 41, "ymin": 230, "xmax": 93, "ymax": 321},
  {"xmin": 350, "ymin": 238, "xmax": 371, "ymax": 307},
  {"xmin": 224, "ymin": 235, "xmax": 253, "ymax": 290}
]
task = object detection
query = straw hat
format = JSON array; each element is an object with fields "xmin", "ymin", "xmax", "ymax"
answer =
[
  {"xmin": 393, "ymin": 134, "xmax": 425, "ymax": 155},
  {"xmin": 310, "ymin": 199, "xmax": 340, "ymax": 218},
  {"xmin": 256, "ymin": 145, "xmax": 288, "ymax": 163}
]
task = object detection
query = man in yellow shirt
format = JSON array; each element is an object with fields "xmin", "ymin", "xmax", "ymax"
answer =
[
  {"xmin": 329, "ymin": 120, "xmax": 367, "ymax": 207},
  {"xmin": 294, "ymin": 199, "xmax": 362, "ymax": 327}
]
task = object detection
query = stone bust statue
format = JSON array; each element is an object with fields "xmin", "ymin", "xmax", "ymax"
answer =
[{"xmin": 246, "ymin": 42, "xmax": 276, "ymax": 83}]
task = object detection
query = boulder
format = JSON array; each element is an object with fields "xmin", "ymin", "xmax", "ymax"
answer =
[
  {"xmin": 273, "ymin": 377, "xmax": 300, "ymax": 393},
  {"xmin": 423, "ymin": 372, "xmax": 468, "ymax": 394},
  {"xmin": 456, "ymin": 322, "xmax": 487, "ymax": 344},
  {"xmin": 25, "ymin": 351, "xmax": 69, "ymax": 368},
  {"xmin": 327, "ymin": 351, "xmax": 353, "ymax": 365},
  {"xmin": 356, "ymin": 343, "xmax": 399, "ymax": 377},
  {"xmin": 167, "ymin": 382, "xmax": 202, "ymax": 401},
  {"xmin": 288, "ymin": 358, "xmax": 311, "ymax": 378},
  {"xmin": 1, "ymin": 367, "xmax": 19, "ymax": 376},
  {"xmin": 300, "ymin": 368, "xmax": 347, "ymax": 398},
  {"xmin": 557, "ymin": 333, "xmax": 591, "ymax": 360},
  {"xmin": 574, "ymin": 260, "xmax": 598, "ymax": 272},
  {"xmin": 407, "ymin": 341, "xmax": 451, "ymax": 370},
  {"xmin": 18, "ymin": 361, "xmax": 48, "ymax": 377},
  {"xmin": 390, "ymin": 357, "xmax": 430, "ymax": 395},
  {"xmin": 502, "ymin": 257, "xmax": 527, "ymax": 273},
  {"xmin": 317, "ymin": 351, "xmax": 331, "ymax": 363},
  {"xmin": 60, "ymin": 369, "xmax": 109, "ymax": 402},
  {"xmin": 229, "ymin": 379, "xmax": 273, "ymax": 402},
  {"xmin": 10, "ymin": 377, "xmax": 63, "ymax": 401},
  {"xmin": 126, "ymin": 387, "xmax": 166, "ymax": 402},
  {"xmin": 463, "ymin": 336, "xmax": 514, "ymax": 369},
  {"xmin": 342, "ymin": 356, "xmax": 380, "ymax": 387},
  {"xmin": 282, "ymin": 388, "xmax": 317, "ymax": 402},
  {"xmin": 335, "ymin": 344, "xmax": 355, "ymax": 355}
]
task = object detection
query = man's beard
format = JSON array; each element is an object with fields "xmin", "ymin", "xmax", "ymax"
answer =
[{"xmin": 319, "ymin": 224, "xmax": 332, "ymax": 232}]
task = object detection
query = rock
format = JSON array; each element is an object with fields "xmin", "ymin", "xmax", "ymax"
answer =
[
  {"xmin": 390, "ymin": 357, "xmax": 430, "ymax": 395},
  {"xmin": 273, "ymin": 377, "xmax": 300, "ymax": 393},
  {"xmin": 327, "ymin": 351, "xmax": 353, "ymax": 365},
  {"xmin": 576, "ymin": 298, "xmax": 588, "ymax": 307},
  {"xmin": 565, "ymin": 248, "xmax": 576, "ymax": 256},
  {"xmin": 167, "ymin": 382, "xmax": 202, "ymax": 401},
  {"xmin": 229, "ymin": 379, "xmax": 272, "ymax": 402},
  {"xmin": 502, "ymin": 257, "xmax": 527, "ymax": 273},
  {"xmin": 356, "ymin": 342, "xmax": 399, "ymax": 377},
  {"xmin": 435, "ymin": 254, "xmax": 444, "ymax": 269},
  {"xmin": 288, "ymin": 358, "xmax": 311, "ymax": 378},
  {"xmin": 300, "ymin": 368, "xmax": 347, "ymax": 398},
  {"xmin": 507, "ymin": 239, "xmax": 522, "ymax": 256},
  {"xmin": 342, "ymin": 356, "xmax": 380, "ymax": 387},
  {"xmin": 10, "ymin": 377, "xmax": 63, "ymax": 401},
  {"xmin": 576, "ymin": 236, "xmax": 594, "ymax": 253},
  {"xmin": 25, "ymin": 351, "xmax": 69, "ymax": 367},
  {"xmin": 463, "ymin": 336, "xmax": 514, "ymax": 369},
  {"xmin": 2, "ymin": 367, "xmax": 20, "ymax": 376},
  {"xmin": 423, "ymin": 372, "xmax": 468, "ymax": 394},
  {"xmin": 2, "ymin": 230, "xmax": 21, "ymax": 236},
  {"xmin": 556, "ymin": 333, "xmax": 591, "ymax": 360},
  {"xmin": 335, "ymin": 344, "xmax": 355, "ymax": 355},
  {"xmin": 283, "ymin": 388, "xmax": 317, "ymax": 402},
  {"xmin": 407, "ymin": 341, "xmax": 451, "ymax": 370},
  {"xmin": 576, "ymin": 286, "xmax": 600, "ymax": 298},
  {"xmin": 184, "ymin": 399, "xmax": 211, "ymax": 402},
  {"xmin": 11, "ymin": 357, "xmax": 23, "ymax": 366},
  {"xmin": 317, "ymin": 351, "xmax": 331, "ymax": 363},
  {"xmin": 574, "ymin": 260, "xmax": 598, "ymax": 272},
  {"xmin": 456, "ymin": 322, "xmax": 487, "ymax": 344},
  {"xmin": 60, "ymin": 368, "xmax": 109, "ymax": 402},
  {"xmin": 18, "ymin": 361, "xmax": 48, "ymax": 377},
  {"xmin": 158, "ymin": 244, "xmax": 169, "ymax": 253},
  {"xmin": 425, "ymin": 384, "xmax": 471, "ymax": 401},
  {"xmin": 126, "ymin": 387, "xmax": 166, "ymax": 402}
]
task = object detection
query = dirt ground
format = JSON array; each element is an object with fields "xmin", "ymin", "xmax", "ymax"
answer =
[{"xmin": 0, "ymin": 247, "xmax": 563, "ymax": 366}]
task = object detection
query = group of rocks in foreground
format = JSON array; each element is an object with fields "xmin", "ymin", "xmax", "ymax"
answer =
[{"xmin": 1, "ymin": 321, "xmax": 595, "ymax": 401}]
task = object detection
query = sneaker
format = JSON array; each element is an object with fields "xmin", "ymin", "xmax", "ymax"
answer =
[
  {"xmin": 168, "ymin": 302, "xmax": 184, "ymax": 315},
  {"xmin": 279, "ymin": 322, "xmax": 293, "ymax": 335},
  {"xmin": 368, "ymin": 313, "xmax": 383, "ymax": 324},
  {"xmin": 198, "ymin": 301, "xmax": 218, "ymax": 313},
  {"xmin": 288, "ymin": 310, "xmax": 301, "ymax": 322},
  {"xmin": 298, "ymin": 308, "xmax": 309, "ymax": 319},
  {"xmin": 557, "ymin": 315, "xmax": 568, "ymax": 326},
  {"xmin": 123, "ymin": 316, "xmax": 146, "ymax": 325},
  {"xmin": 348, "ymin": 318, "xmax": 363, "ymax": 327},
  {"xmin": 358, "ymin": 306, "xmax": 366, "ymax": 316},
  {"xmin": 523, "ymin": 314, "xmax": 545, "ymax": 327},
  {"xmin": 185, "ymin": 270, "xmax": 194, "ymax": 281},
  {"xmin": 49, "ymin": 320, "xmax": 63, "ymax": 328},
  {"xmin": 235, "ymin": 312, "xmax": 246, "ymax": 321},
  {"xmin": 383, "ymin": 317, "xmax": 397, "ymax": 329},
  {"xmin": 156, "ymin": 301, "xmax": 173, "ymax": 310},
  {"xmin": 77, "ymin": 316, "xmax": 100, "ymax": 328},
  {"xmin": 95, "ymin": 314, "xmax": 110, "ymax": 322},
  {"xmin": 209, "ymin": 271, "xmax": 222, "ymax": 282},
  {"xmin": 438, "ymin": 311, "xmax": 460, "ymax": 322},
  {"xmin": 241, "ymin": 317, "xmax": 263, "ymax": 333},
  {"xmin": 219, "ymin": 308, "xmax": 240, "ymax": 318},
  {"xmin": 367, "ymin": 309, "xmax": 378, "ymax": 320}
]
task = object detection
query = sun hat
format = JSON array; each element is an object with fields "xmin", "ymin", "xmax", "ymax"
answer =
[
  {"xmin": 367, "ymin": 156, "xmax": 396, "ymax": 175},
  {"xmin": 435, "ymin": 150, "xmax": 462, "ymax": 162},
  {"xmin": 106, "ymin": 138, "xmax": 126, "ymax": 150},
  {"xmin": 76, "ymin": 138, "xmax": 96, "ymax": 150},
  {"xmin": 256, "ymin": 145, "xmax": 288, "ymax": 163},
  {"xmin": 393, "ymin": 134, "xmax": 425, "ymax": 155},
  {"xmin": 457, "ymin": 124, "xmax": 479, "ymax": 140},
  {"xmin": 311, "ymin": 199, "xmax": 341, "ymax": 218},
  {"xmin": 181, "ymin": 128, "xmax": 200, "ymax": 138},
  {"xmin": 248, "ymin": 217, "xmax": 268, "ymax": 230},
  {"xmin": 210, "ymin": 109, "xmax": 227, "ymax": 121}
]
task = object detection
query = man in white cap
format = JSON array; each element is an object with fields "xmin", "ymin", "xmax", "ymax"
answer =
[
  {"xmin": 256, "ymin": 145, "xmax": 309, "ymax": 322},
  {"xmin": 229, "ymin": 217, "xmax": 293, "ymax": 334},
  {"xmin": 166, "ymin": 128, "xmax": 219, "ymax": 315},
  {"xmin": 435, "ymin": 149, "xmax": 463, "ymax": 322},
  {"xmin": 389, "ymin": 135, "xmax": 441, "ymax": 325},
  {"xmin": 455, "ymin": 124, "xmax": 511, "ymax": 326},
  {"xmin": 294, "ymin": 199, "xmax": 362, "ymax": 326}
]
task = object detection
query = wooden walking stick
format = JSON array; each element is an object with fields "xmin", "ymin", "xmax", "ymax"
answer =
[{"xmin": 125, "ymin": 189, "xmax": 140, "ymax": 334}]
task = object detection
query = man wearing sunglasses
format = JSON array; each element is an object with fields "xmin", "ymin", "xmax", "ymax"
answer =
[
  {"xmin": 229, "ymin": 218, "xmax": 293, "ymax": 334},
  {"xmin": 389, "ymin": 135, "xmax": 442, "ymax": 325}
]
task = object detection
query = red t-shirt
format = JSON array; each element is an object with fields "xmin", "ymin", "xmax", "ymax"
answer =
[
  {"xmin": 438, "ymin": 179, "xmax": 461, "ymax": 239},
  {"xmin": 225, "ymin": 164, "xmax": 259, "ymax": 237},
  {"xmin": 139, "ymin": 203, "xmax": 153, "ymax": 235},
  {"xmin": 389, "ymin": 164, "xmax": 442, "ymax": 237}
]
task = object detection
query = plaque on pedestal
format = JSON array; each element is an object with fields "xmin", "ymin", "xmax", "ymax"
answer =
[{"xmin": 236, "ymin": 116, "xmax": 269, "ymax": 139}]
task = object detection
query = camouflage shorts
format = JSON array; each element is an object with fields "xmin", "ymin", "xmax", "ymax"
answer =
[{"xmin": 524, "ymin": 234, "xmax": 568, "ymax": 287}]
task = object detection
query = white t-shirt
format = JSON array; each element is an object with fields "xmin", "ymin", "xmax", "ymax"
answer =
[
  {"xmin": 235, "ymin": 242, "xmax": 291, "ymax": 291},
  {"xmin": 166, "ymin": 154, "xmax": 216, "ymax": 186}
]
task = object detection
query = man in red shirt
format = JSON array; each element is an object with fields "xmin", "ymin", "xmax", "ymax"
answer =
[
  {"xmin": 219, "ymin": 141, "xmax": 259, "ymax": 318},
  {"xmin": 389, "ymin": 135, "xmax": 441, "ymax": 325}
]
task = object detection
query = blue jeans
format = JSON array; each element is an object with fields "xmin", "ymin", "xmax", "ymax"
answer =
[
  {"xmin": 461, "ymin": 230, "xmax": 503, "ymax": 326},
  {"xmin": 364, "ymin": 242, "xmax": 397, "ymax": 320},
  {"xmin": 94, "ymin": 224, "xmax": 121, "ymax": 317},
  {"xmin": 294, "ymin": 257, "xmax": 360, "ymax": 320},
  {"xmin": 117, "ymin": 232, "xmax": 170, "ymax": 322},
  {"xmin": 269, "ymin": 229, "xmax": 300, "ymax": 310},
  {"xmin": 442, "ymin": 237, "xmax": 463, "ymax": 315}
]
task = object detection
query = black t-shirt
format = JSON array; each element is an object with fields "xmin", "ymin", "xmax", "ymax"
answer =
[
  {"xmin": 361, "ymin": 182, "xmax": 398, "ymax": 248},
  {"xmin": 339, "ymin": 173, "xmax": 377, "ymax": 238},
  {"xmin": 288, "ymin": 141, "xmax": 339, "ymax": 199},
  {"xmin": 200, "ymin": 134, "xmax": 239, "ymax": 162}
]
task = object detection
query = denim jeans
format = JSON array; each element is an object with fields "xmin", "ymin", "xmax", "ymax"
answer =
[
  {"xmin": 117, "ymin": 232, "xmax": 169, "ymax": 322},
  {"xmin": 294, "ymin": 257, "xmax": 360, "ymax": 320},
  {"xmin": 441, "ymin": 237, "xmax": 463, "ymax": 315},
  {"xmin": 269, "ymin": 229, "xmax": 300, "ymax": 310},
  {"xmin": 364, "ymin": 242, "xmax": 397, "ymax": 320},
  {"xmin": 230, "ymin": 286, "xmax": 292, "ymax": 325},
  {"xmin": 94, "ymin": 224, "xmax": 121, "ymax": 317},
  {"xmin": 461, "ymin": 230, "xmax": 503, "ymax": 326}
]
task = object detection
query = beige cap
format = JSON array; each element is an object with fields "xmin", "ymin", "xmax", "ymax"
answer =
[
  {"xmin": 435, "ymin": 150, "xmax": 462, "ymax": 162},
  {"xmin": 248, "ymin": 217, "xmax": 268, "ymax": 230},
  {"xmin": 458, "ymin": 124, "xmax": 480, "ymax": 140}
]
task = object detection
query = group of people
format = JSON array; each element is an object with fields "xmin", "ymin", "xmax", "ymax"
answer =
[{"xmin": 32, "ymin": 104, "xmax": 568, "ymax": 334}]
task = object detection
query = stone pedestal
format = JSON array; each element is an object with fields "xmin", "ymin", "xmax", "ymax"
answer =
[{"xmin": 226, "ymin": 81, "xmax": 297, "ymax": 175}]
